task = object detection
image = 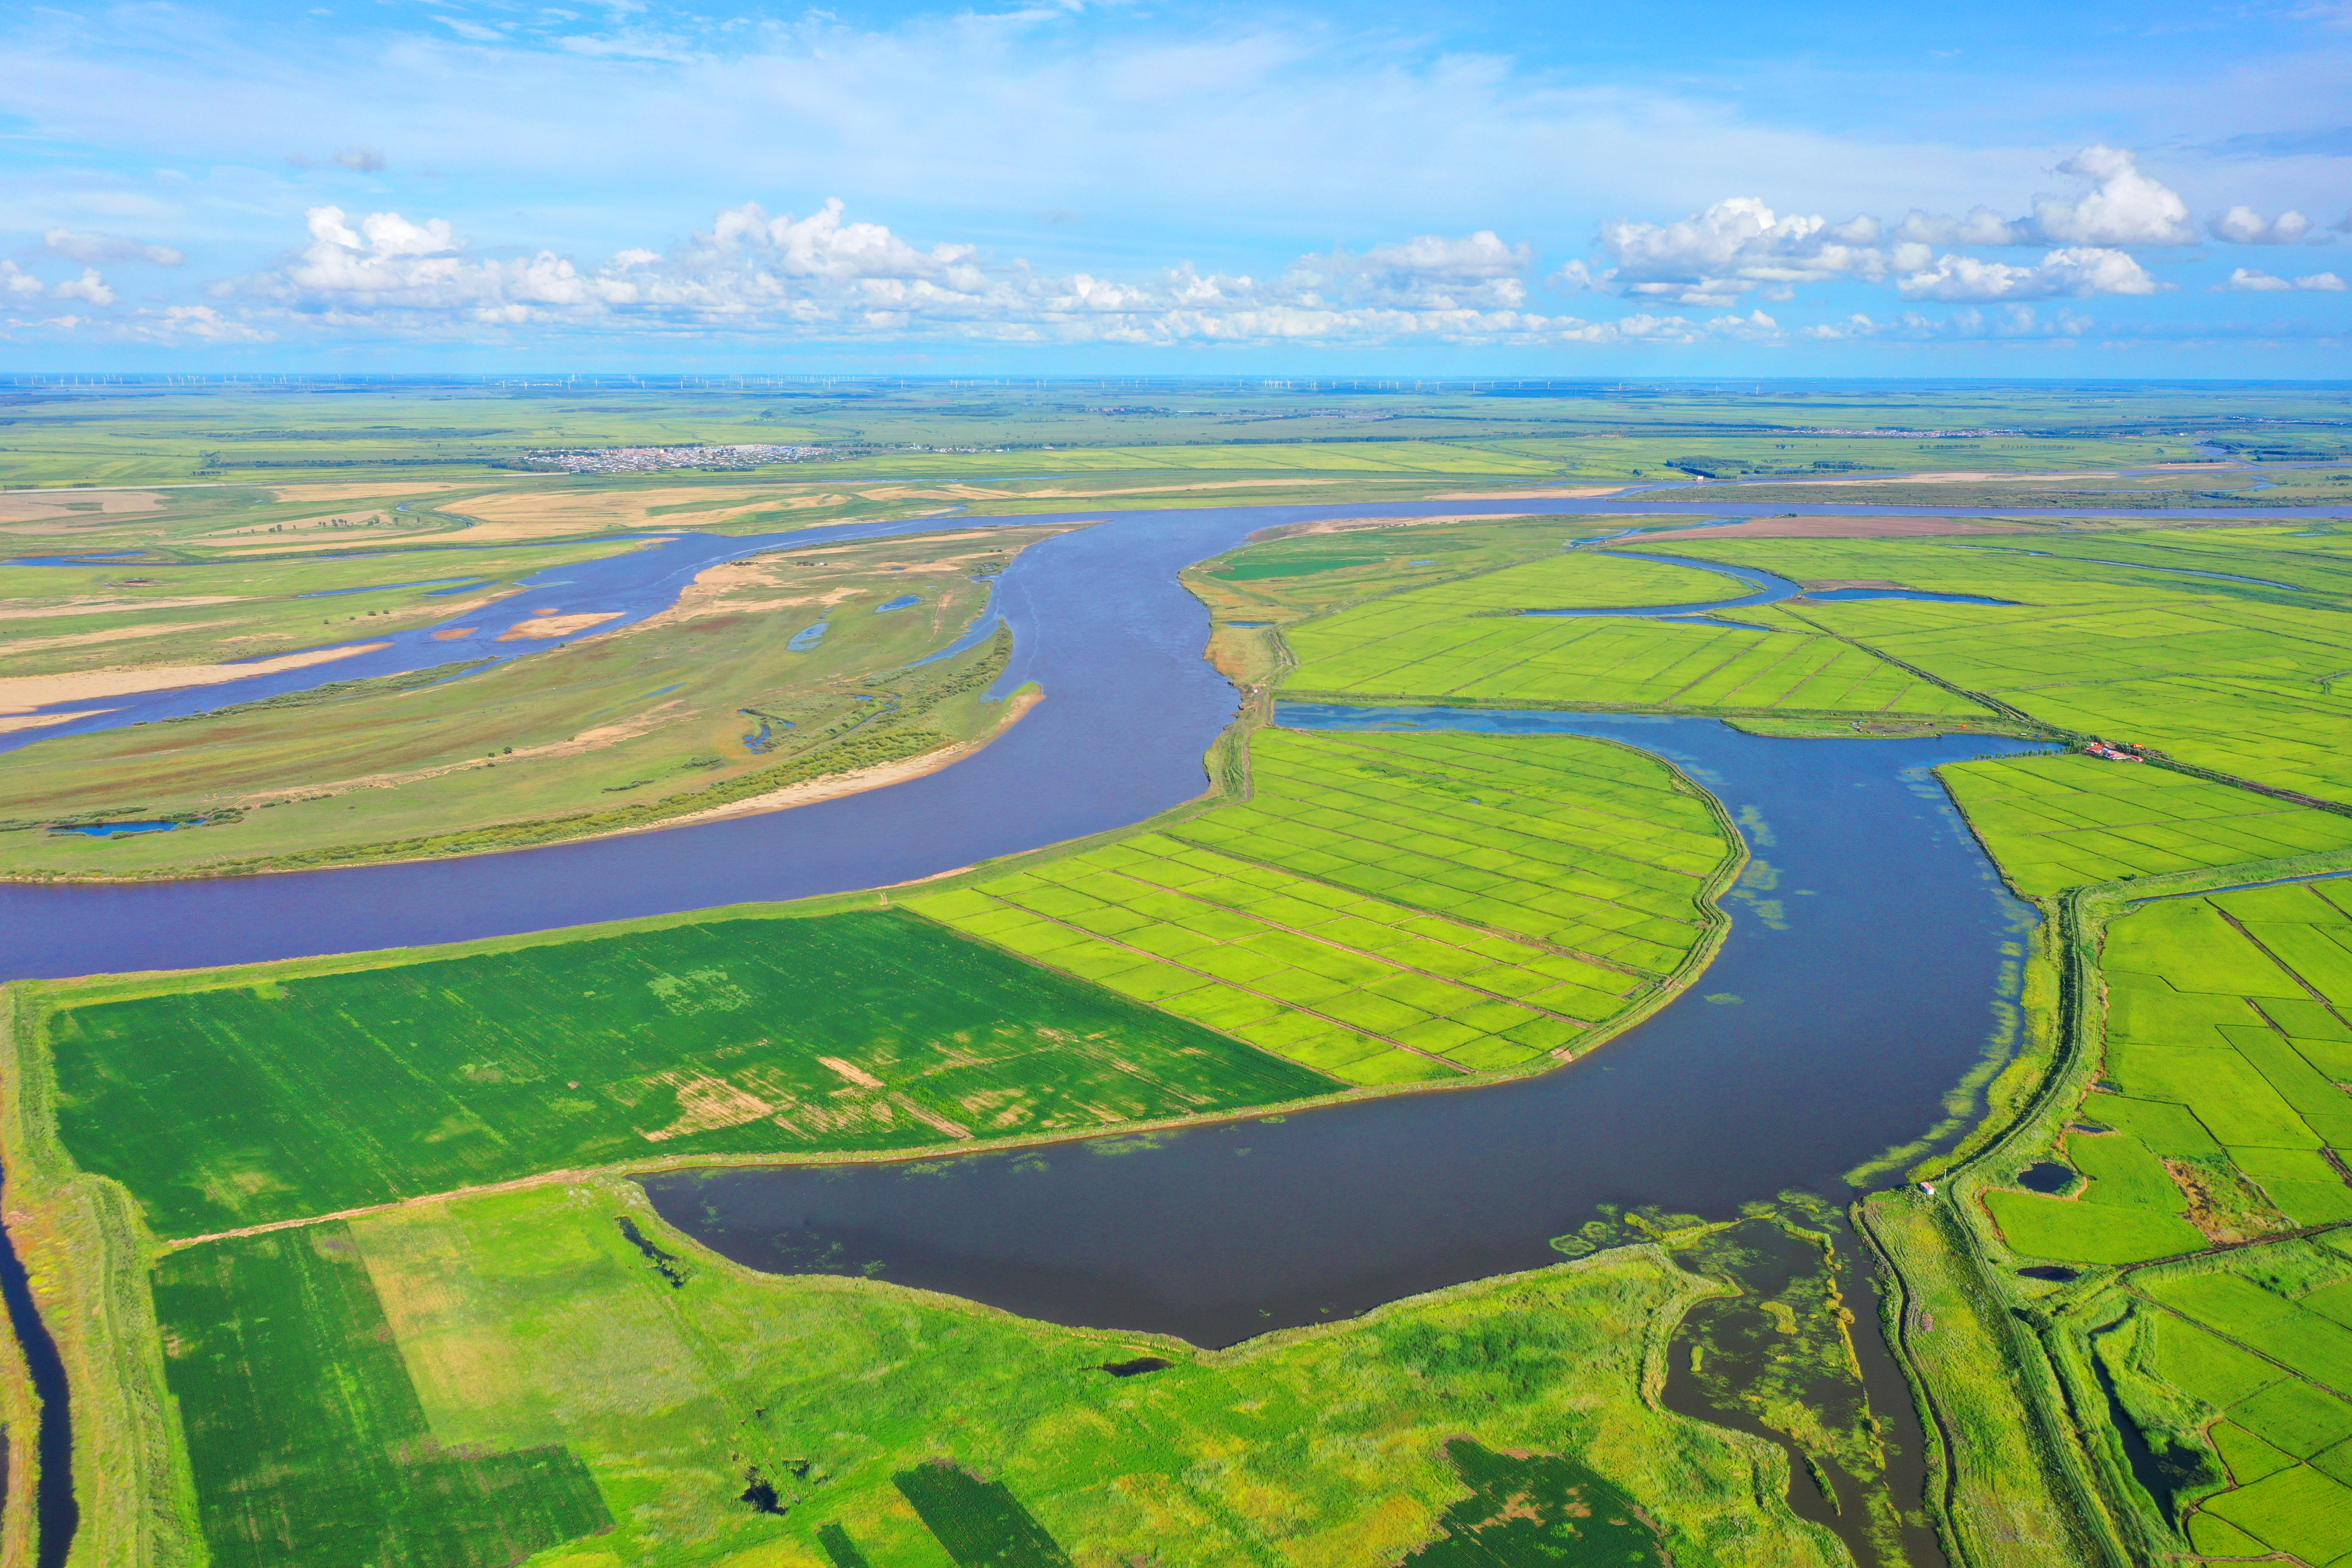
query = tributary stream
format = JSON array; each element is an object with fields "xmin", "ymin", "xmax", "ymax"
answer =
[{"xmin": 4, "ymin": 492, "xmax": 2339, "ymax": 1566}]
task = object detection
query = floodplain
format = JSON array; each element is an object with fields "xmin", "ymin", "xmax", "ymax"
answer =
[{"xmin": 8, "ymin": 378, "xmax": 2352, "ymax": 1568}]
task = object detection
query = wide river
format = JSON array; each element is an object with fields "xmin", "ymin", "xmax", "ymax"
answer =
[{"xmin": 4, "ymin": 490, "xmax": 2345, "ymax": 1567}]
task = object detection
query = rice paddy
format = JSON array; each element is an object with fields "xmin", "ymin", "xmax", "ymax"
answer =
[
  {"xmin": 1662, "ymin": 532, "xmax": 2352, "ymax": 801},
  {"xmin": 1280, "ymin": 548, "xmax": 1988, "ymax": 716},
  {"xmin": 909, "ymin": 727, "xmax": 1735, "ymax": 1085},
  {"xmin": 39, "ymin": 910, "xmax": 1335, "ymax": 1239},
  {"xmin": 139, "ymin": 1178, "xmax": 1837, "ymax": 1568},
  {"xmin": 1179, "ymin": 516, "xmax": 1636, "ymax": 628},
  {"xmin": 1960, "ymin": 879, "xmax": 2352, "ymax": 1566},
  {"xmin": 1942, "ymin": 754, "xmax": 2352, "ymax": 895}
]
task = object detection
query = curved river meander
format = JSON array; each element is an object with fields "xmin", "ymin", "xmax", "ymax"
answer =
[{"xmin": 5, "ymin": 490, "xmax": 2348, "ymax": 1565}]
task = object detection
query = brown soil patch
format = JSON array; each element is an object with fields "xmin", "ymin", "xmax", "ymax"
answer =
[
  {"xmin": 1659, "ymin": 516, "xmax": 2044, "ymax": 540},
  {"xmin": 0, "ymin": 641, "xmax": 391, "ymax": 714},
  {"xmin": 818, "ymin": 1057, "xmax": 885, "ymax": 1090},
  {"xmin": 448, "ymin": 483, "xmax": 840, "ymax": 541},
  {"xmin": 0, "ymin": 489, "xmax": 171, "ymax": 525},
  {"xmin": 640, "ymin": 1073, "xmax": 777, "ymax": 1142},
  {"xmin": 430, "ymin": 627, "xmax": 477, "ymax": 641},
  {"xmin": 496, "ymin": 612, "xmax": 624, "ymax": 641}
]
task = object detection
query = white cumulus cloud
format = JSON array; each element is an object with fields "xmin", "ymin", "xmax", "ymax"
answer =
[
  {"xmin": 1598, "ymin": 197, "xmax": 1892, "ymax": 304},
  {"xmin": 2210, "ymin": 206, "xmax": 2317, "ymax": 244},
  {"xmin": 0, "ymin": 261, "xmax": 45, "ymax": 297},
  {"xmin": 2027, "ymin": 146, "xmax": 2196, "ymax": 246},
  {"xmin": 2222, "ymin": 266, "xmax": 2347, "ymax": 291},
  {"xmin": 52, "ymin": 269, "xmax": 116, "ymax": 306},
  {"xmin": 1896, "ymin": 247, "xmax": 2162, "ymax": 301}
]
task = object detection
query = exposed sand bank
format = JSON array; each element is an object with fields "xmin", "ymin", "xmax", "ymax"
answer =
[
  {"xmin": 0, "ymin": 642, "xmax": 392, "ymax": 714},
  {"xmin": 0, "ymin": 707, "xmax": 119, "ymax": 734},
  {"xmin": 496, "ymin": 612, "xmax": 624, "ymax": 641}
]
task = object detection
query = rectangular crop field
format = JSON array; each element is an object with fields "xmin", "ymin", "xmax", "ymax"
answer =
[
  {"xmin": 910, "ymin": 728, "xmax": 1733, "ymax": 1084},
  {"xmin": 1986, "ymin": 880, "xmax": 2352, "ymax": 1270},
  {"xmin": 44, "ymin": 910, "xmax": 1337, "ymax": 1237},
  {"xmin": 2120, "ymin": 1234, "xmax": 2352, "ymax": 1568},
  {"xmin": 1283, "ymin": 557, "xmax": 1986, "ymax": 716},
  {"xmin": 1942, "ymin": 754, "xmax": 2352, "ymax": 895},
  {"xmin": 153, "ymin": 1223, "xmax": 612, "ymax": 1568},
  {"xmin": 1660, "ymin": 533, "xmax": 2352, "ymax": 802}
]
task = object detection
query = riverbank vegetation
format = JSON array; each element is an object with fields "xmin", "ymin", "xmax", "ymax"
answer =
[
  {"xmin": 132, "ymin": 1180, "xmax": 1837, "ymax": 1568},
  {"xmin": 0, "ymin": 525, "xmax": 1056, "ymax": 878}
]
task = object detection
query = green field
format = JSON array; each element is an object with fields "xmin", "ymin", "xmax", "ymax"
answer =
[
  {"xmin": 1179, "ymin": 516, "xmax": 1637, "ymax": 629},
  {"xmin": 40, "ymin": 909, "xmax": 1337, "ymax": 1238},
  {"xmin": 1661, "ymin": 531, "xmax": 2352, "ymax": 801},
  {"xmin": 1943, "ymin": 753, "xmax": 2352, "ymax": 894},
  {"xmin": 1984, "ymin": 882, "xmax": 2352, "ymax": 1268},
  {"xmin": 138, "ymin": 1179, "xmax": 1838, "ymax": 1568},
  {"xmin": 1944, "ymin": 875, "xmax": 2352, "ymax": 1567},
  {"xmin": 910, "ymin": 727, "xmax": 1734, "ymax": 1084},
  {"xmin": 1284, "ymin": 587, "xmax": 1988, "ymax": 717}
]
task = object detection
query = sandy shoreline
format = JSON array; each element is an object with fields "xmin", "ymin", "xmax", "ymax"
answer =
[
  {"xmin": 638, "ymin": 687, "xmax": 1047, "ymax": 835},
  {"xmin": 0, "ymin": 641, "xmax": 392, "ymax": 715}
]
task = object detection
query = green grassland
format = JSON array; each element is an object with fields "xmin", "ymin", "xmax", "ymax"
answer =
[
  {"xmin": 37, "ymin": 907, "xmax": 1338, "ymax": 1240},
  {"xmin": 1280, "ymin": 552, "xmax": 1989, "ymax": 719},
  {"xmin": 909, "ymin": 727, "xmax": 1734, "ymax": 1086},
  {"xmin": 1943, "ymin": 754, "xmax": 2352, "ymax": 895},
  {"xmin": 1654, "ymin": 530, "xmax": 2352, "ymax": 801},
  {"xmin": 138, "ymin": 1178, "xmax": 1838, "ymax": 1568},
  {"xmin": 1179, "ymin": 515, "xmax": 1642, "ymax": 629},
  {"xmin": 0, "ymin": 526, "xmax": 1052, "ymax": 877}
]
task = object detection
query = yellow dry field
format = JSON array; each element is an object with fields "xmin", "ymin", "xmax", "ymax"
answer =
[{"xmin": 0, "ymin": 489, "xmax": 174, "ymax": 533}]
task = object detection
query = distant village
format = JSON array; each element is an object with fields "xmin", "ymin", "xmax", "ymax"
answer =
[{"xmin": 518, "ymin": 442, "xmax": 828, "ymax": 474}]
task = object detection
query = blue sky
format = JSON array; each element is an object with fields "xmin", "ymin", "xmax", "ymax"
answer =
[{"xmin": 1, "ymin": 0, "xmax": 2347, "ymax": 373}]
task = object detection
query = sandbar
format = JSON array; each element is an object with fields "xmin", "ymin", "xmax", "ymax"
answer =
[
  {"xmin": 0, "ymin": 707, "xmax": 119, "ymax": 734},
  {"xmin": 496, "ymin": 612, "xmax": 624, "ymax": 641},
  {"xmin": 0, "ymin": 642, "xmax": 392, "ymax": 714}
]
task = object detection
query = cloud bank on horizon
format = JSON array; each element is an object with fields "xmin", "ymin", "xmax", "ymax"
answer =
[{"xmin": 0, "ymin": 0, "xmax": 2345, "ymax": 371}]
